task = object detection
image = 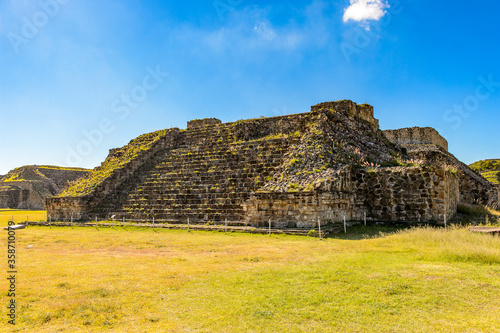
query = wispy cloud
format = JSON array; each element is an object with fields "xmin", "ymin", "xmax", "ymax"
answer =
[
  {"xmin": 203, "ymin": 9, "xmax": 306, "ymax": 54},
  {"xmin": 171, "ymin": 4, "xmax": 333, "ymax": 59},
  {"xmin": 343, "ymin": 0, "xmax": 388, "ymax": 23}
]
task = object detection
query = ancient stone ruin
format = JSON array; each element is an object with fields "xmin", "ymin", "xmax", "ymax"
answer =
[
  {"xmin": 0, "ymin": 165, "xmax": 90, "ymax": 210},
  {"xmin": 46, "ymin": 100, "xmax": 499, "ymax": 228}
]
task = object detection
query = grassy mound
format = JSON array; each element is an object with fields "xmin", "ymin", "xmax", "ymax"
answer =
[
  {"xmin": 470, "ymin": 159, "xmax": 500, "ymax": 184},
  {"xmin": 1, "ymin": 165, "xmax": 88, "ymax": 182}
]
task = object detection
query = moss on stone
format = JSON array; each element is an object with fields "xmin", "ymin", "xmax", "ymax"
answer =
[{"xmin": 59, "ymin": 129, "xmax": 169, "ymax": 197}]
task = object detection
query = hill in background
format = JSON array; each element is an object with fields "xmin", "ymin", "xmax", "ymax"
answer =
[
  {"xmin": 470, "ymin": 159, "xmax": 500, "ymax": 184},
  {"xmin": 0, "ymin": 165, "xmax": 90, "ymax": 210}
]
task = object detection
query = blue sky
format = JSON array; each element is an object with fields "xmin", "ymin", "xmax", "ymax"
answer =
[{"xmin": 0, "ymin": 0, "xmax": 499, "ymax": 174}]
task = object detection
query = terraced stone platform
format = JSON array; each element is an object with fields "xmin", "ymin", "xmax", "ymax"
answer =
[{"xmin": 46, "ymin": 100, "xmax": 498, "ymax": 228}]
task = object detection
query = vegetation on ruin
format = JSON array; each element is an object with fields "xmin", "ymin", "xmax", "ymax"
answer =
[
  {"xmin": 470, "ymin": 159, "xmax": 500, "ymax": 184},
  {"xmin": 37, "ymin": 166, "xmax": 90, "ymax": 172},
  {"xmin": 259, "ymin": 109, "xmax": 425, "ymax": 193},
  {"xmin": 1, "ymin": 165, "xmax": 89, "ymax": 182},
  {"xmin": 60, "ymin": 129, "xmax": 169, "ymax": 197},
  {"xmin": 1, "ymin": 209, "xmax": 500, "ymax": 332}
]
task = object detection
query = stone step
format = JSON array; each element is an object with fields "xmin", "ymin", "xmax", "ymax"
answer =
[
  {"xmin": 125, "ymin": 194, "xmax": 251, "ymax": 201},
  {"xmin": 136, "ymin": 184, "xmax": 263, "ymax": 191},
  {"xmin": 154, "ymin": 157, "xmax": 284, "ymax": 166},
  {"xmin": 88, "ymin": 133, "xmax": 296, "ymax": 219},
  {"xmin": 142, "ymin": 173, "xmax": 267, "ymax": 180},
  {"xmin": 111, "ymin": 213, "xmax": 245, "ymax": 222},
  {"xmin": 122, "ymin": 203, "xmax": 244, "ymax": 210}
]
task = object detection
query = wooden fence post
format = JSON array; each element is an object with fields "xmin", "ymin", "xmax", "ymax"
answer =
[{"xmin": 318, "ymin": 218, "xmax": 322, "ymax": 240}]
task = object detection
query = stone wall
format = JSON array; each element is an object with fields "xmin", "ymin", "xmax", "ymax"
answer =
[
  {"xmin": 244, "ymin": 167, "xmax": 353, "ymax": 227},
  {"xmin": 383, "ymin": 126, "xmax": 498, "ymax": 208},
  {"xmin": 244, "ymin": 166, "xmax": 459, "ymax": 227},
  {"xmin": 0, "ymin": 194, "xmax": 8, "ymax": 208},
  {"xmin": 244, "ymin": 192, "xmax": 353, "ymax": 228},
  {"xmin": 187, "ymin": 118, "xmax": 222, "ymax": 129},
  {"xmin": 45, "ymin": 197, "xmax": 91, "ymax": 220},
  {"xmin": 383, "ymin": 127, "xmax": 449, "ymax": 152},
  {"xmin": 230, "ymin": 113, "xmax": 310, "ymax": 141},
  {"xmin": 485, "ymin": 185, "xmax": 500, "ymax": 210},
  {"xmin": 0, "ymin": 187, "xmax": 30, "ymax": 209},
  {"xmin": 353, "ymin": 166, "xmax": 459, "ymax": 223},
  {"xmin": 407, "ymin": 145, "xmax": 498, "ymax": 207},
  {"xmin": 0, "ymin": 182, "xmax": 46, "ymax": 210},
  {"xmin": 311, "ymin": 100, "xmax": 379, "ymax": 128}
]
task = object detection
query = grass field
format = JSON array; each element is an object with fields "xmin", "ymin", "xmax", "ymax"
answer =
[
  {"xmin": 0, "ymin": 209, "xmax": 46, "ymax": 226},
  {"xmin": 1, "ymin": 210, "xmax": 500, "ymax": 332}
]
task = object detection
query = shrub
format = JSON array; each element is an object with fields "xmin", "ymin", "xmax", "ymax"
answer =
[{"xmin": 307, "ymin": 229, "xmax": 318, "ymax": 236}]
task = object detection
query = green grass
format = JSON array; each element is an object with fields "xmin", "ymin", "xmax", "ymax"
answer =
[{"xmin": 1, "ymin": 210, "xmax": 500, "ymax": 332}]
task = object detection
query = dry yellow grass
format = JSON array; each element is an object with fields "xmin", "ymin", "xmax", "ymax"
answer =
[
  {"xmin": 0, "ymin": 219, "xmax": 499, "ymax": 332},
  {"xmin": 0, "ymin": 209, "xmax": 46, "ymax": 227}
]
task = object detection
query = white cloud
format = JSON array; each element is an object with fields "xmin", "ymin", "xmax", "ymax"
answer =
[{"xmin": 343, "ymin": 0, "xmax": 388, "ymax": 23}]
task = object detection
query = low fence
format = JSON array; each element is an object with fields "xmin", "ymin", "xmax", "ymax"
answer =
[{"xmin": 23, "ymin": 219, "xmax": 330, "ymax": 237}]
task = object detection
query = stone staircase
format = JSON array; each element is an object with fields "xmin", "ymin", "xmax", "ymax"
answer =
[{"xmin": 91, "ymin": 123, "xmax": 298, "ymax": 225}]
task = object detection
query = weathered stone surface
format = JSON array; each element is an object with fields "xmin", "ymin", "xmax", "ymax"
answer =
[
  {"xmin": 187, "ymin": 118, "xmax": 222, "ymax": 129},
  {"xmin": 384, "ymin": 127, "xmax": 449, "ymax": 152},
  {"xmin": 311, "ymin": 100, "xmax": 379, "ymax": 128},
  {"xmin": 404, "ymin": 145, "xmax": 498, "ymax": 208},
  {"xmin": 246, "ymin": 166, "xmax": 459, "ymax": 227},
  {"xmin": 45, "ymin": 197, "xmax": 91, "ymax": 220},
  {"xmin": 45, "ymin": 100, "xmax": 497, "ymax": 225}
]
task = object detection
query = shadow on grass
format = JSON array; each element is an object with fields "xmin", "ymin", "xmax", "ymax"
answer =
[
  {"xmin": 328, "ymin": 224, "xmax": 416, "ymax": 241},
  {"xmin": 330, "ymin": 204, "xmax": 500, "ymax": 241},
  {"xmin": 452, "ymin": 204, "xmax": 500, "ymax": 226}
]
